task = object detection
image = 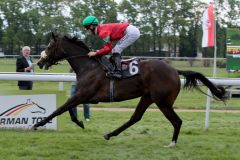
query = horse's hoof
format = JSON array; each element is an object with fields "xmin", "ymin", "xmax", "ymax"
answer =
[
  {"xmin": 78, "ymin": 121, "xmax": 85, "ymax": 129},
  {"xmin": 164, "ymin": 141, "xmax": 176, "ymax": 148},
  {"xmin": 31, "ymin": 126, "xmax": 38, "ymax": 131},
  {"xmin": 103, "ymin": 134, "xmax": 110, "ymax": 140}
]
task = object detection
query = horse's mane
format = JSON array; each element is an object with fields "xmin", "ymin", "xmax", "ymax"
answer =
[{"xmin": 63, "ymin": 35, "xmax": 90, "ymax": 52}]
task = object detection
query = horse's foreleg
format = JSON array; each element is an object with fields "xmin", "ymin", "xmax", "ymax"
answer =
[
  {"xmin": 32, "ymin": 95, "xmax": 83, "ymax": 130},
  {"xmin": 104, "ymin": 94, "xmax": 152, "ymax": 140},
  {"xmin": 157, "ymin": 104, "xmax": 182, "ymax": 147},
  {"xmin": 68, "ymin": 109, "xmax": 84, "ymax": 129}
]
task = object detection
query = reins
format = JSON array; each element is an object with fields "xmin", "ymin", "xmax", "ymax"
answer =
[{"xmin": 65, "ymin": 54, "xmax": 89, "ymax": 60}]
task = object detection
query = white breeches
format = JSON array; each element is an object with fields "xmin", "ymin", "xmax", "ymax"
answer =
[{"xmin": 112, "ymin": 25, "xmax": 140, "ymax": 54}]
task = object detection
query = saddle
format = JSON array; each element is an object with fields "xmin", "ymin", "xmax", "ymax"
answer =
[{"xmin": 98, "ymin": 56, "xmax": 140, "ymax": 79}]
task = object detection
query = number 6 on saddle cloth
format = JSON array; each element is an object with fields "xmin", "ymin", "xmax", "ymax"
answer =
[{"xmin": 97, "ymin": 56, "xmax": 140, "ymax": 79}]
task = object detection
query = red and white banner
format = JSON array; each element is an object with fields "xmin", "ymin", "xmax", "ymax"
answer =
[{"xmin": 202, "ymin": 3, "xmax": 215, "ymax": 48}]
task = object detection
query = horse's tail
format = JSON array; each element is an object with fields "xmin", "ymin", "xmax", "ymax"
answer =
[{"xmin": 177, "ymin": 70, "xmax": 227, "ymax": 102}]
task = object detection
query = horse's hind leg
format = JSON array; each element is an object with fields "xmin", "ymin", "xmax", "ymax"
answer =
[
  {"xmin": 68, "ymin": 108, "xmax": 85, "ymax": 129},
  {"xmin": 156, "ymin": 103, "xmax": 182, "ymax": 147},
  {"xmin": 104, "ymin": 94, "xmax": 152, "ymax": 140}
]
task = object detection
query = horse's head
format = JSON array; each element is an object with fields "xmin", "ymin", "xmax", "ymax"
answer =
[
  {"xmin": 37, "ymin": 32, "xmax": 66, "ymax": 70},
  {"xmin": 37, "ymin": 32, "xmax": 90, "ymax": 70}
]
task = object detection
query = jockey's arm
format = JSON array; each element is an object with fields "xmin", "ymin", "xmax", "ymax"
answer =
[{"xmin": 96, "ymin": 42, "xmax": 112, "ymax": 56}]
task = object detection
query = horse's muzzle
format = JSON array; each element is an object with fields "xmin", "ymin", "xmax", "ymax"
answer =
[{"xmin": 37, "ymin": 61, "xmax": 44, "ymax": 69}]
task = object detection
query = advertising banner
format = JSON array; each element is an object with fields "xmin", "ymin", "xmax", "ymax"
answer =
[
  {"xmin": 0, "ymin": 94, "xmax": 57, "ymax": 130},
  {"xmin": 226, "ymin": 28, "xmax": 240, "ymax": 71}
]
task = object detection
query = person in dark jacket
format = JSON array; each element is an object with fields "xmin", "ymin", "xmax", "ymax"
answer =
[{"xmin": 16, "ymin": 46, "xmax": 34, "ymax": 90}]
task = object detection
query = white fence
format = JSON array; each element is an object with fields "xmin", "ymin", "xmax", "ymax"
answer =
[
  {"xmin": 1, "ymin": 72, "xmax": 238, "ymax": 84},
  {"xmin": 0, "ymin": 72, "xmax": 75, "ymax": 82},
  {"xmin": 0, "ymin": 72, "xmax": 239, "ymax": 129}
]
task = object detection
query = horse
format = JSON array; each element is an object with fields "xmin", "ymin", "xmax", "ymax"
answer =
[{"xmin": 34, "ymin": 33, "xmax": 227, "ymax": 147}]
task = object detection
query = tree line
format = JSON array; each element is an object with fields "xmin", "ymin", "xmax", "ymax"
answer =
[{"xmin": 0, "ymin": 0, "xmax": 239, "ymax": 57}]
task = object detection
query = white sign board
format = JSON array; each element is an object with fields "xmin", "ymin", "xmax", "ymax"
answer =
[{"xmin": 0, "ymin": 94, "xmax": 57, "ymax": 130}]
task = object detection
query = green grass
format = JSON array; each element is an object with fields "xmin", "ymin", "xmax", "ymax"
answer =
[
  {"xmin": 0, "ymin": 111, "xmax": 239, "ymax": 160},
  {"xmin": 0, "ymin": 58, "xmax": 239, "ymax": 159}
]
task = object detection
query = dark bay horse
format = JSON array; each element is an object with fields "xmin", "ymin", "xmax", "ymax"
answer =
[{"xmin": 34, "ymin": 34, "xmax": 227, "ymax": 147}]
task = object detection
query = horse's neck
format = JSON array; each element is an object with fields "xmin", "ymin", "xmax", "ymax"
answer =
[
  {"xmin": 67, "ymin": 57, "xmax": 99, "ymax": 76},
  {"xmin": 63, "ymin": 40, "xmax": 99, "ymax": 75}
]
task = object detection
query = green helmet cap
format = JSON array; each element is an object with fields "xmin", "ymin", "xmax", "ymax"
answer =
[{"xmin": 82, "ymin": 16, "xmax": 99, "ymax": 26}]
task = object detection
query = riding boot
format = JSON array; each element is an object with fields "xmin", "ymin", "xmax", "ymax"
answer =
[{"xmin": 112, "ymin": 53, "xmax": 122, "ymax": 79}]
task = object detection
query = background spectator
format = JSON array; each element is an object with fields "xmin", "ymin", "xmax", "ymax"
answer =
[{"xmin": 16, "ymin": 46, "xmax": 34, "ymax": 90}]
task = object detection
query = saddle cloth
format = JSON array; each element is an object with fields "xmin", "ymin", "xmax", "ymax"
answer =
[{"xmin": 99, "ymin": 56, "xmax": 140, "ymax": 79}]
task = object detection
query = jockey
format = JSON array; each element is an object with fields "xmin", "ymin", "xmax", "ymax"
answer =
[{"xmin": 82, "ymin": 16, "xmax": 140, "ymax": 79}]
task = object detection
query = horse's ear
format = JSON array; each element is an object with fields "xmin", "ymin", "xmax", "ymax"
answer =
[{"xmin": 52, "ymin": 32, "xmax": 57, "ymax": 42}]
